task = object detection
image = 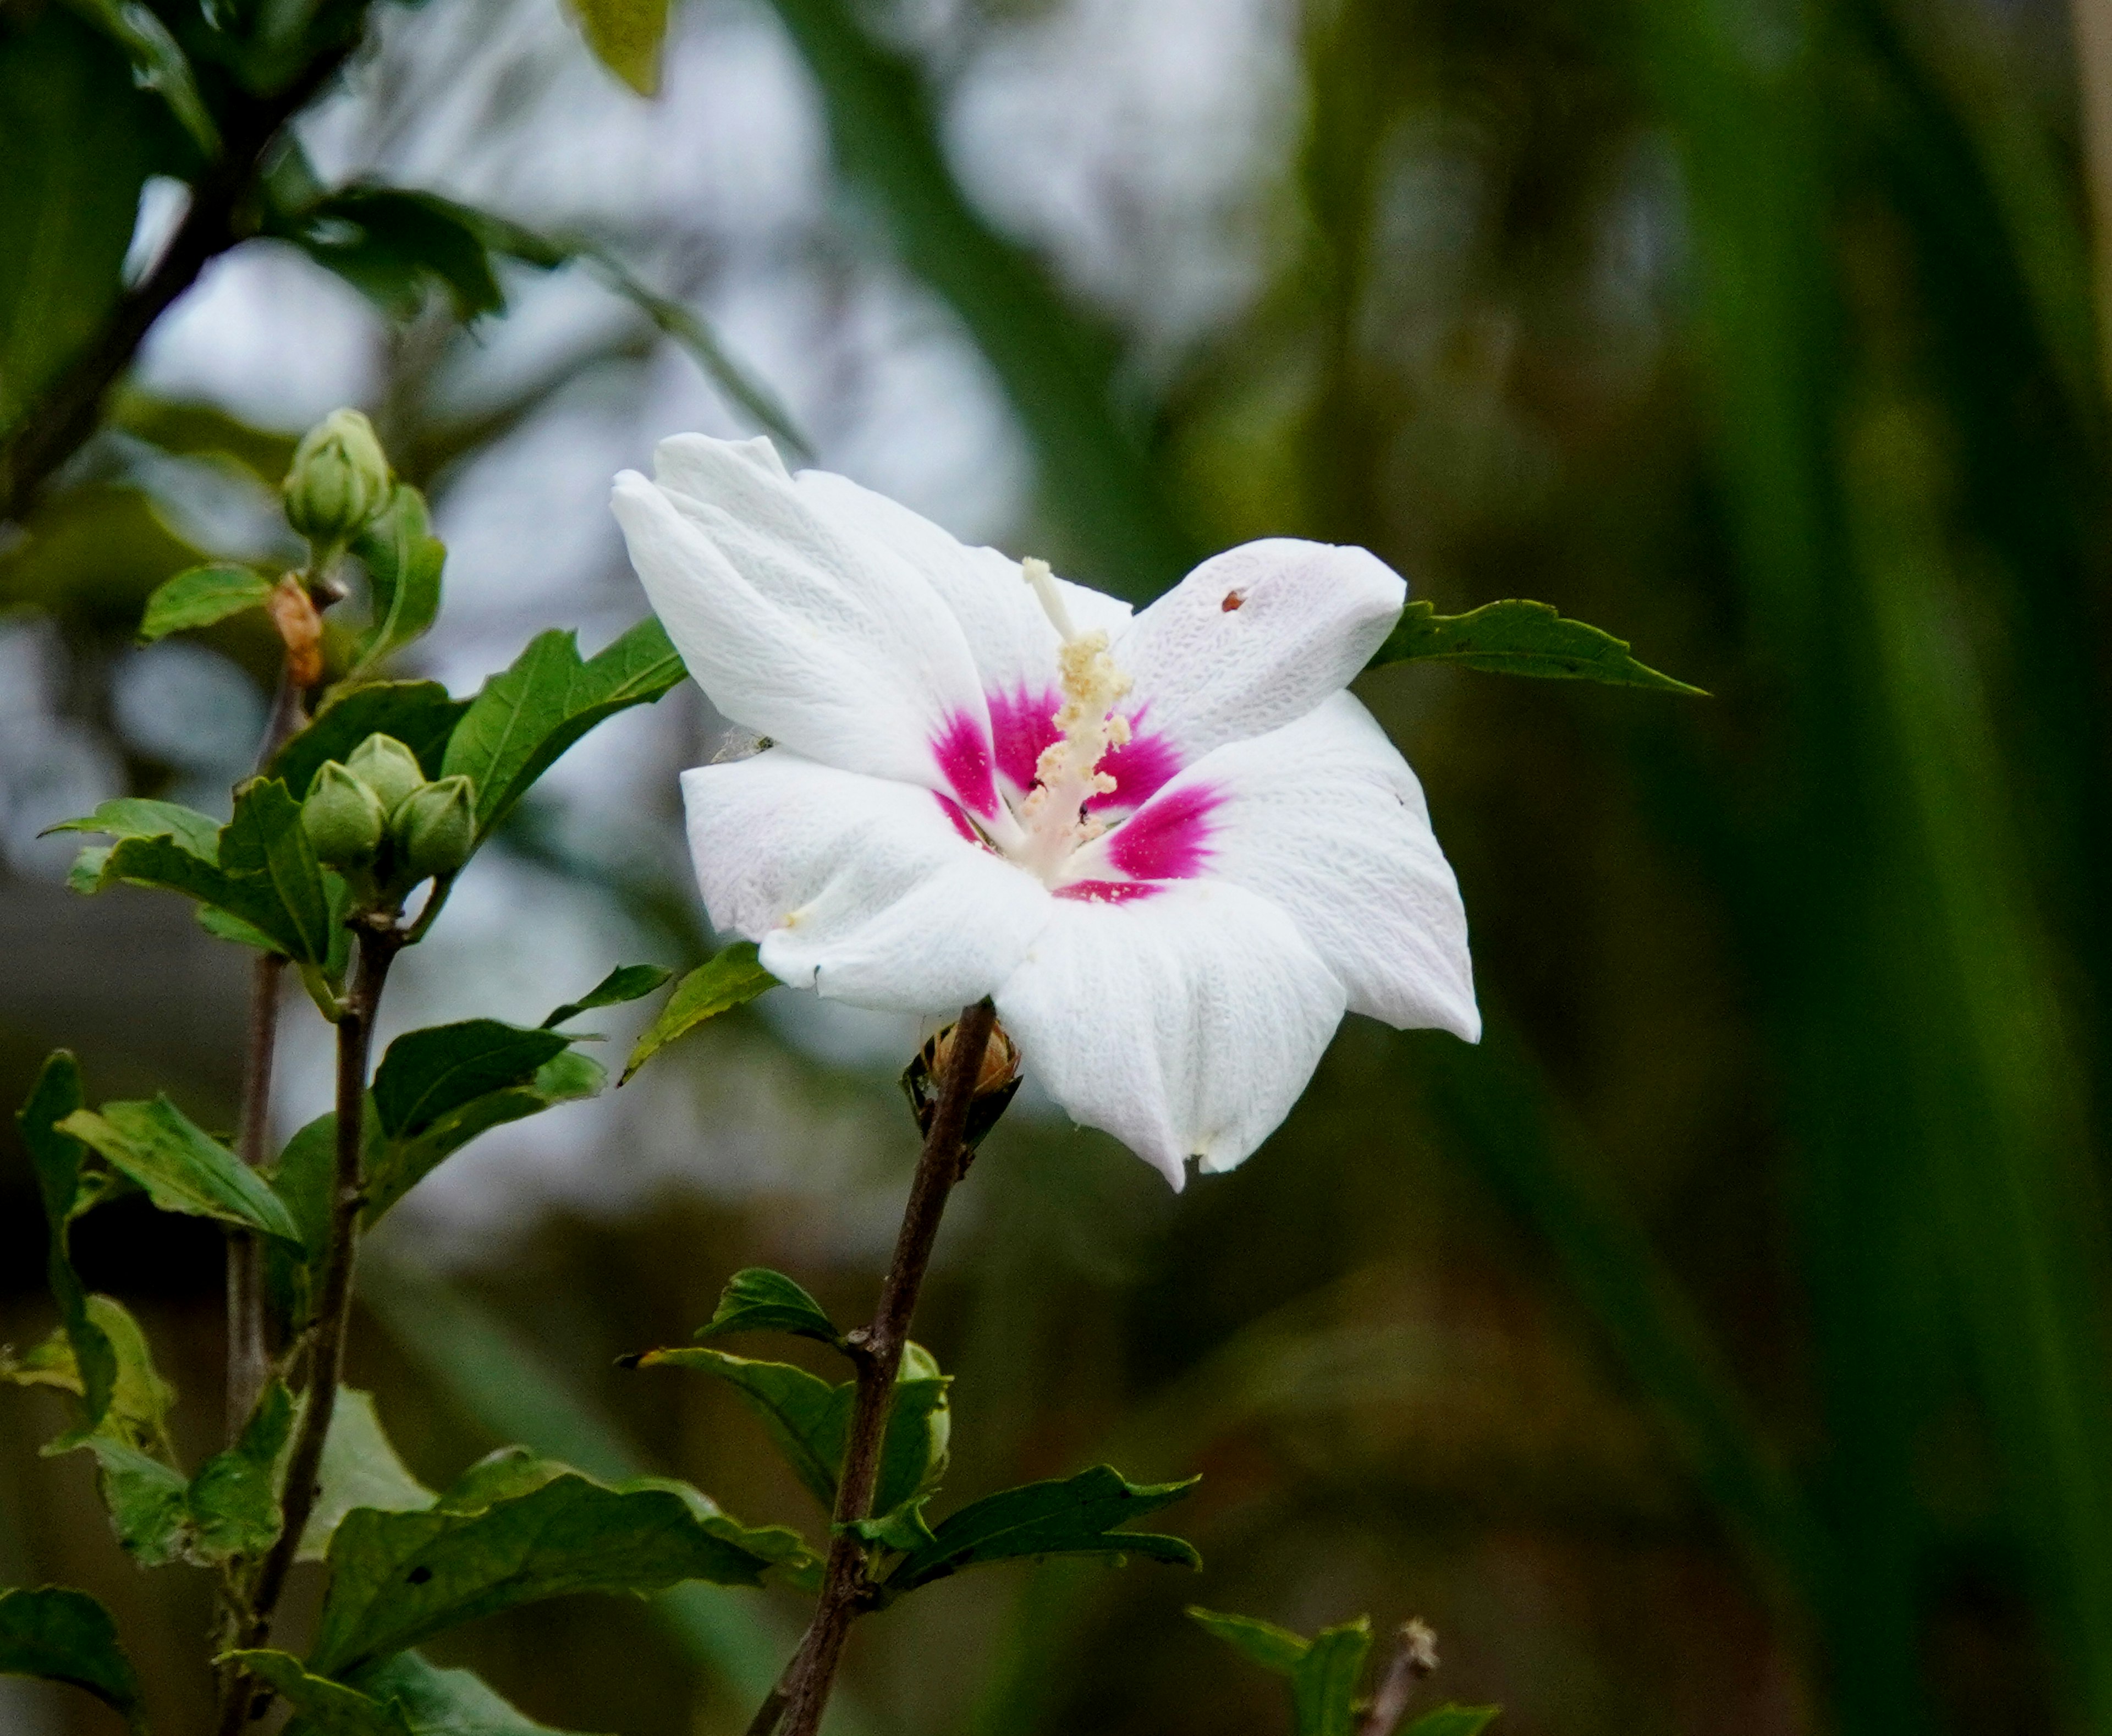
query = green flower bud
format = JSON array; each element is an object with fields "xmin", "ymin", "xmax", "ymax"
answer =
[
  {"xmin": 344, "ymin": 733, "xmax": 426, "ymax": 818},
  {"xmin": 301, "ymin": 761, "xmax": 386, "ymax": 867},
  {"xmin": 283, "ymin": 408, "xmax": 391, "ymax": 547},
  {"xmin": 393, "ymin": 774, "xmax": 475, "ymax": 882}
]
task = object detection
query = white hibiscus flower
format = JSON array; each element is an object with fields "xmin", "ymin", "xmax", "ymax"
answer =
[{"xmin": 611, "ymin": 434, "xmax": 1478, "ymax": 1186}]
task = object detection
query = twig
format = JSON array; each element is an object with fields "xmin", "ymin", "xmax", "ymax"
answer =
[
  {"xmin": 1357, "ymin": 1619, "xmax": 1439, "ymax": 1736},
  {"xmin": 0, "ymin": 44, "xmax": 357, "ymax": 523},
  {"xmin": 761, "ymin": 999, "xmax": 999, "ymax": 1736},
  {"xmin": 216, "ymin": 921, "xmax": 400, "ymax": 1733}
]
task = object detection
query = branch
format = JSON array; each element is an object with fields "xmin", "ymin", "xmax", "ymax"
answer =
[
  {"xmin": 217, "ymin": 921, "xmax": 399, "ymax": 1734},
  {"xmin": 0, "ymin": 42, "xmax": 356, "ymax": 523},
  {"xmin": 761, "ymin": 999, "xmax": 999, "ymax": 1736}
]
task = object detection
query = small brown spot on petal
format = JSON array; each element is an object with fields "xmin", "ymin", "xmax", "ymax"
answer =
[{"xmin": 1221, "ymin": 589, "xmax": 1245, "ymax": 612}]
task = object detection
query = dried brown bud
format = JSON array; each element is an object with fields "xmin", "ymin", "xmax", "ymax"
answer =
[
  {"xmin": 900, "ymin": 1014, "xmax": 1023, "ymax": 1167},
  {"xmin": 266, "ymin": 574, "xmax": 324, "ymax": 687}
]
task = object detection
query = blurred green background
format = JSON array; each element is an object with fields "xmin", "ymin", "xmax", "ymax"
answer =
[{"xmin": 7, "ymin": 0, "xmax": 2112, "ymax": 1730}]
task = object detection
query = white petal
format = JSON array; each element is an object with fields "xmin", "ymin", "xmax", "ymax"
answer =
[
  {"xmin": 793, "ymin": 468, "xmax": 1131, "ymax": 697},
  {"xmin": 1112, "ymin": 538, "xmax": 1405, "ymax": 762},
  {"xmin": 613, "ymin": 436, "xmax": 1002, "ymax": 815},
  {"xmin": 993, "ymin": 881, "xmax": 1346, "ymax": 1186},
  {"xmin": 1113, "ymin": 693, "xmax": 1478, "ymax": 1039},
  {"xmin": 682, "ymin": 750, "xmax": 1052, "ymax": 1014}
]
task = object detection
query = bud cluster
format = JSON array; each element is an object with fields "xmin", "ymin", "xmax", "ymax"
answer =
[
  {"xmin": 283, "ymin": 408, "xmax": 392, "ymax": 553},
  {"xmin": 300, "ymin": 731, "xmax": 475, "ymax": 908}
]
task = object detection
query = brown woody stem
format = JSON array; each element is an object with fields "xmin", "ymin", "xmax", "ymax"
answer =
[
  {"xmin": 763, "ymin": 999, "xmax": 999, "ymax": 1736},
  {"xmin": 217, "ymin": 922, "xmax": 400, "ymax": 1733}
]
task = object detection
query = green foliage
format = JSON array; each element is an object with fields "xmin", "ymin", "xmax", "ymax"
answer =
[
  {"xmin": 72, "ymin": 777, "xmax": 341, "ymax": 970},
  {"xmin": 629, "ymin": 1345, "xmax": 948, "ymax": 1525},
  {"xmin": 881, "ymin": 1465, "xmax": 1200, "ymax": 1597},
  {"xmin": 694, "ymin": 1268, "xmax": 846, "ymax": 1354},
  {"xmin": 271, "ymin": 684, "xmax": 467, "ymax": 800},
  {"xmin": 58, "ymin": 0, "xmax": 216, "ymax": 158},
  {"xmin": 541, "ymin": 963, "xmax": 675, "ymax": 1029},
  {"xmin": 186, "ymin": 1380, "xmax": 294, "ymax": 1562},
  {"xmin": 1189, "ymin": 1608, "xmax": 1500, "ymax": 1736},
  {"xmin": 0, "ymin": 1296, "xmax": 178, "ymax": 1457},
  {"xmin": 14, "ymin": 1053, "xmax": 118, "ymax": 1433},
  {"xmin": 228, "ymin": 1650, "xmax": 416, "ymax": 1736},
  {"xmin": 441, "ymin": 620, "xmax": 686, "ymax": 843},
  {"xmin": 620, "ymin": 941, "xmax": 777, "ymax": 1083},
  {"xmin": 299, "ymin": 1390, "xmax": 437, "ymax": 1563},
  {"xmin": 0, "ymin": 9, "xmax": 168, "ymax": 436},
  {"xmin": 69, "ymin": 1436, "xmax": 189, "ymax": 1566},
  {"xmin": 306, "ymin": 1452, "xmax": 802, "ymax": 1677},
  {"xmin": 57, "ymin": 1096, "xmax": 302, "ymax": 1243},
  {"xmin": 372, "ymin": 1021, "xmax": 574, "ymax": 1142},
  {"xmin": 345, "ymin": 1651, "xmax": 605, "ymax": 1736},
  {"xmin": 561, "ymin": 0, "xmax": 668, "ymax": 94},
  {"xmin": 137, "ymin": 563, "xmax": 276, "ymax": 642},
  {"xmin": 1365, "ymin": 600, "xmax": 1703, "ymax": 693},
  {"xmin": 345, "ymin": 486, "xmax": 446, "ymax": 679},
  {"xmin": 0, "ymin": 1586, "xmax": 145, "ymax": 1733}
]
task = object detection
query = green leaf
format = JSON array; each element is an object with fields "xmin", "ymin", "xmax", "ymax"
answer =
[
  {"xmin": 45, "ymin": 796, "xmax": 223, "ymax": 858},
  {"xmin": 299, "ymin": 1389, "xmax": 437, "ymax": 1563},
  {"xmin": 1290, "ymin": 1620, "xmax": 1372, "ymax": 1736},
  {"xmin": 90, "ymin": 779, "xmax": 338, "ymax": 966},
  {"xmin": 186, "ymin": 1379, "xmax": 293, "ymax": 1563},
  {"xmin": 271, "ymin": 681, "xmax": 468, "ymax": 800},
  {"xmin": 275, "ymin": 188, "xmax": 507, "ymax": 325},
  {"xmin": 15, "ymin": 1054, "xmax": 117, "ymax": 1432},
  {"xmin": 58, "ymin": 0, "xmax": 217, "ymax": 157},
  {"xmin": 695, "ymin": 1268, "xmax": 846, "ymax": 1353},
  {"xmin": 1186, "ymin": 1607, "xmax": 1310, "ymax": 1677},
  {"xmin": 57, "ymin": 1097, "xmax": 303, "ymax": 1243},
  {"xmin": 0, "ymin": 10, "xmax": 166, "ymax": 440},
  {"xmin": 628, "ymin": 1345, "xmax": 947, "ymax": 1521},
  {"xmin": 620, "ymin": 942, "xmax": 777, "ymax": 1084},
  {"xmin": 1364, "ymin": 599, "xmax": 1705, "ymax": 694},
  {"xmin": 635, "ymin": 1349, "xmax": 842, "ymax": 1509},
  {"xmin": 841, "ymin": 1499, "xmax": 934, "ymax": 1554},
  {"xmin": 442, "ymin": 620, "xmax": 687, "ymax": 842},
  {"xmin": 0, "ymin": 1585, "xmax": 145, "ymax": 1733},
  {"xmin": 883, "ymin": 1464, "xmax": 1200, "ymax": 1596},
  {"xmin": 365, "ymin": 1051, "xmax": 603, "ymax": 1226},
  {"xmin": 136, "ymin": 562, "xmax": 272, "ymax": 642},
  {"xmin": 347, "ymin": 487, "xmax": 446, "ymax": 678},
  {"xmin": 561, "ymin": 0, "xmax": 667, "ymax": 94},
  {"xmin": 227, "ymin": 1650, "xmax": 414, "ymax": 1736},
  {"xmin": 1402, "ymin": 1709, "xmax": 1501, "ymax": 1736},
  {"xmin": 345, "ymin": 1651, "xmax": 606, "ymax": 1736},
  {"xmin": 307, "ymin": 1454, "xmax": 795, "ymax": 1676},
  {"xmin": 371, "ymin": 1021, "xmax": 574, "ymax": 1141},
  {"xmin": 67, "ymin": 1436, "xmax": 189, "ymax": 1566},
  {"xmin": 541, "ymin": 964, "xmax": 675, "ymax": 1029},
  {"xmin": 3, "ymin": 1295, "xmax": 178, "ymax": 1458}
]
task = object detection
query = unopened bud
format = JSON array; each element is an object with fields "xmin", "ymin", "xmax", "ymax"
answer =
[
  {"xmin": 393, "ymin": 774, "xmax": 475, "ymax": 881},
  {"xmin": 301, "ymin": 761, "xmax": 385, "ymax": 867},
  {"xmin": 900, "ymin": 1013, "xmax": 1022, "ymax": 1168},
  {"xmin": 283, "ymin": 408, "xmax": 391, "ymax": 547},
  {"xmin": 344, "ymin": 733, "xmax": 425, "ymax": 819}
]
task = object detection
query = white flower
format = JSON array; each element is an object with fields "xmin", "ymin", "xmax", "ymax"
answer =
[{"xmin": 611, "ymin": 435, "xmax": 1478, "ymax": 1186}]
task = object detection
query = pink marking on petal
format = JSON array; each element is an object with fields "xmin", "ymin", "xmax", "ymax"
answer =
[
  {"xmin": 1090, "ymin": 708, "xmax": 1181, "ymax": 813},
  {"xmin": 986, "ymin": 685, "xmax": 1061, "ymax": 796},
  {"xmin": 930, "ymin": 710, "xmax": 998, "ymax": 818},
  {"xmin": 1054, "ymin": 878, "xmax": 1162, "ymax": 903},
  {"xmin": 1106, "ymin": 781, "xmax": 1220, "ymax": 882},
  {"xmin": 934, "ymin": 792, "xmax": 986, "ymax": 846}
]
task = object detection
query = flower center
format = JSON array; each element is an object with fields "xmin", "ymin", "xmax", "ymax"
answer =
[{"xmin": 1006, "ymin": 559, "xmax": 1134, "ymax": 882}]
